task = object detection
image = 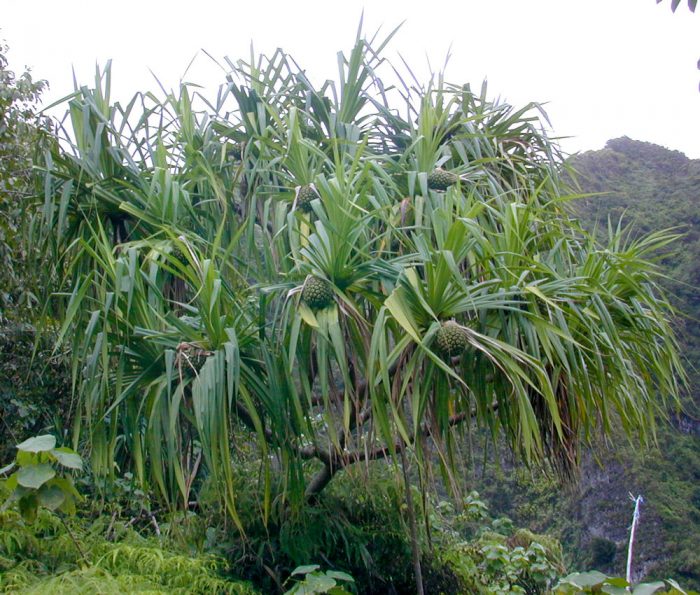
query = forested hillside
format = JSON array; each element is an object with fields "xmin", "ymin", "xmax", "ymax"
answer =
[
  {"xmin": 574, "ymin": 137, "xmax": 700, "ymax": 418},
  {"xmin": 472, "ymin": 137, "xmax": 700, "ymax": 590}
]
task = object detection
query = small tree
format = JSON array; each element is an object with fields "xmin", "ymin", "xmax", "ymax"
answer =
[
  {"xmin": 0, "ymin": 42, "xmax": 51, "ymax": 319},
  {"xmin": 39, "ymin": 25, "xmax": 683, "ymax": 548},
  {"xmin": 0, "ymin": 434, "xmax": 82, "ymax": 522}
]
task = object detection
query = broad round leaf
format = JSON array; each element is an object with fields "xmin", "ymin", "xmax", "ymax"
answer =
[
  {"xmin": 605, "ymin": 578, "xmax": 631, "ymax": 587},
  {"xmin": 602, "ymin": 584, "xmax": 631, "ymax": 595},
  {"xmin": 51, "ymin": 448, "xmax": 83, "ymax": 470},
  {"xmin": 303, "ymin": 573, "xmax": 337, "ymax": 591},
  {"xmin": 559, "ymin": 571, "xmax": 608, "ymax": 588},
  {"xmin": 631, "ymin": 583, "xmax": 667, "ymax": 595},
  {"xmin": 16, "ymin": 435, "xmax": 56, "ymax": 453},
  {"xmin": 16, "ymin": 463, "xmax": 56, "ymax": 489},
  {"xmin": 291, "ymin": 564, "xmax": 320, "ymax": 576},
  {"xmin": 59, "ymin": 495, "xmax": 76, "ymax": 515},
  {"xmin": 37, "ymin": 483, "xmax": 66, "ymax": 510},
  {"xmin": 51, "ymin": 477, "xmax": 82, "ymax": 501},
  {"xmin": 326, "ymin": 571, "xmax": 354, "ymax": 583}
]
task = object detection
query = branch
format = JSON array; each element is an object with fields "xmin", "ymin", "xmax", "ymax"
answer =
[
  {"xmin": 234, "ymin": 357, "xmax": 401, "ymax": 462},
  {"xmin": 304, "ymin": 401, "xmax": 498, "ymax": 499},
  {"xmin": 304, "ymin": 462, "xmax": 335, "ymax": 502},
  {"xmin": 232, "ymin": 355, "xmax": 496, "ymax": 501}
]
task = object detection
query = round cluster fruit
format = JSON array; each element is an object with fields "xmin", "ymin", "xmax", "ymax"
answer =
[
  {"xmin": 296, "ymin": 184, "xmax": 320, "ymax": 212},
  {"xmin": 435, "ymin": 321, "xmax": 469, "ymax": 357},
  {"xmin": 301, "ymin": 276, "xmax": 334, "ymax": 310},
  {"xmin": 427, "ymin": 168, "xmax": 459, "ymax": 191}
]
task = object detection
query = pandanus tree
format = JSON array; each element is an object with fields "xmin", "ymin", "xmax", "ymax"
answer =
[{"xmin": 38, "ymin": 25, "xmax": 683, "ymax": 544}]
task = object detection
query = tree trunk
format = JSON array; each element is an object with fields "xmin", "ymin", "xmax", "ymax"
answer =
[{"xmin": 304, "ymin": 462, "xmax": 337, "ymax": 501}]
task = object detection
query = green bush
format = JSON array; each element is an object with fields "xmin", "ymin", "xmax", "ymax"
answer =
[
  {"xmin": 212, "ymin": 462, "xmax": 563, "ymax": 594},
  {"xmin": 435, "ymin": 497, "xmax": 564, "ymax": 594},
  {"xmin": 588, "ymin": 536, "xmax": 617, "ymax": 570},
  {"xmin": 0, "ymin": 507, "xmax": 258, "ymax": 594},
  {"xmin": 0, "ymin": 325, "xmax": 72, "ymax": 462},
  {"xmin": 1, "ymin": 434, "xmax": 82, "ymax": 524}
]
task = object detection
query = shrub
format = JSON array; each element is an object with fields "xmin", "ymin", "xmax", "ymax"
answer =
[
  {"xmin": 0, "ymin": 325, "xmax": 72, "ymax": 461},
  {"xmin": 0, "ymin": 508, "xmax": 259, "ymax": 594}
]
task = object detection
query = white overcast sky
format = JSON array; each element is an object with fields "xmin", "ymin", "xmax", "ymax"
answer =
[{"xmin": 2, "ymin": 0, "xmax": 699, "ymax": 158}]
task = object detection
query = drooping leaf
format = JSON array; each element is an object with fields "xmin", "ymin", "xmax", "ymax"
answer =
[
  {"xmin": 632, "ymin": 582, "xmax": 668, "ymax": 595},
  {"xmin": 291, "ymin": 564, "xmax": 321, "ymax": 576},
  {"xmin": 602, "ymin": 583, "xmax": 631, "ymax": 595},
  {"xmin": 559, "ymin": 570, "xmax": 608, "ymax": 588},
  {"xmin": 325, "ymin": 570, "xmax": 355, "ymax": 582}
]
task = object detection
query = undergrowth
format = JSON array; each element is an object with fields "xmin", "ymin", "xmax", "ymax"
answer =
[
  {"xmin": 0, "ymin": 508, "xmax": 258, "ymax": 594},
  {"xmin": 208, "ymin": 461, "xmax": 565, "ymax": 593}
]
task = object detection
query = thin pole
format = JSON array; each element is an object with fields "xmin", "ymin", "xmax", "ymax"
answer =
[{"xmin": 626, "ymin": 494, "xmax": 644, "ymax": 584}]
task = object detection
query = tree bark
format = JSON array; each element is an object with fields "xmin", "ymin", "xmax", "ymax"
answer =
[{"xmin": 304, "ymin": 462, "xmax": 336, "ymax": 501}]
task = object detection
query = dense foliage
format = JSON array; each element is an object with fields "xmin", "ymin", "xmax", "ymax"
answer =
[
  {"xmin": 573, "ymin": 137, "xmax": 700, "ymax": 418},
  {"xmin": 0, "ymin": 508, "xmax": 258, "ymax": 594},
  {"xmin": 468, "ymin": 138, "xmax": 700, "ymax": 590},
  {"xmin": 37, "ymin": 27, "xmax": 684, "ymax": 530},
  {"xmin": 0, "ymin": 28, "xmax": 695, "ymax": 594},
  {"xmin": 1, "ymin": 462, "xmax": 566, "ymax": 594},
  {"xmin": 0, "ymin": 325, "xmax": 72, "ymax": 462},
  {"xmin": 0, "ymin": 42, "xmax": 51, "ymax": 319}
]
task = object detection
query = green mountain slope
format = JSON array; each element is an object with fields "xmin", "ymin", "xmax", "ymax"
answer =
[
  {"xmin": 573, "ymin": 137, "xmax": 700, "ymax": 412},
  {"xmin": 471, "ymin": 137, "xmax": 700, "ymax": 589}
]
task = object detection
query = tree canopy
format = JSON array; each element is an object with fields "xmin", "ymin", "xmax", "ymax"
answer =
[
  {"xmin": 0, "ymin": 42, "xmax": 50, "ymax": 319},
  {"xmin": 37, "ymin": 27, "xmax": 684, "ymax": 533}
]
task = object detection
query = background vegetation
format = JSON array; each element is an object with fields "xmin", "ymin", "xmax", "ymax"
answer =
[{"xmin": 469, "ymin": 137, "xmax": 700, "ymax": 590}]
